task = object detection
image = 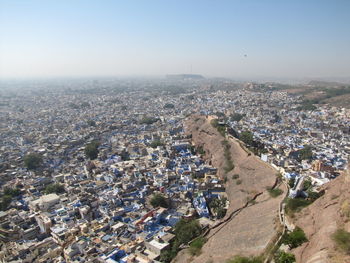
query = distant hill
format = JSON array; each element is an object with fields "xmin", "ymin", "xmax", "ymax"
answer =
[
  {"xmin": 166, "ymin": 74, "xmax": 204, "ymax": 80},
  {"xmin": 307, "ymin": 80, "xmax": 346, "ymax": 87},
  {"xmin": 262, "ymin": 80, "xmax": 350, "ymax": 109}
]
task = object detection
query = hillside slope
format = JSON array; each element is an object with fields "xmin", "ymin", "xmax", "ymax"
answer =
[
  {"xmin": 292, "ymin": 165, "xmax": 350, "ymax": 263},
  {"xmin": 173, "ymin": 116, "xmax": 286, "ymax": 263}
]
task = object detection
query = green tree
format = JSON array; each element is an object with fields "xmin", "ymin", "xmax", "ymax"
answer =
[
  {"xmin": 4, "ymin": 187, "xmax": 21, "ymax": 197},
  {"xmin": 174, "ymin": 219, "xmax": 202, "ymax": 244},
  {"xmin": 160, "ymin": 219, "xmax": 202, "ymax": 263},
  {"xmin": 288, "ymin": 177, "xmax": 296, "ymax": 188},
  {"xmin": 0, "ymin": 187, "xmax": 22, "ymax": 211},
  {"xmin": 0, "ymin": 195, "xmax": 12, "ymax": 211},
  {"xmin": 85, "ymin": 141, "xmax": 100, "ymax": 160},
  {"xmin": 164, "ymin": 103, "xmax": 175, "ymax": 109},
  {"xmin": 196, "ymin": 145, "xmax": 205, "ymax": 155},
  {"xmin": 87, "ymin": 120, "xmax": 96, "ymax": 127},
  {"xmin": 45, "ymin": 183, "xmax": 65, "ymax": 194},
  {"xmin": 211, "ymin": 119, "xmax": 226, "ymax": 136},
  {"xmin": 24, "ymin": 153, "xmax": 43, "ymax": 170},
  {"xmin": 240, "ymin": 131, "xmax": 254, "ymax": 146},
  {"xmin": 120, "ymin": 149, "xmax": 130, "ymax": 161},
  {"xmin": 160, "ymin": 250, "xmax": 177, "ymax": 263},
  {"xmin": 209, "ymin": 197, "xmax": 227, "ymax": 219},
  {"xmin": 302, "ymin": 178, "xmax": 312, "ymax": 191},
  {"xmin": 139, "ymin": 116, "xmax": 160, "ymax": 125},
  {"xmin": 150, "ymin": 140, "xmax": 164, "ymax": 148},
  {"xmin": 285, "ymin": 198, "xmax": 311, "ymax": 216},
  {"xmin": 150, "ymin": 193, "xmax": 168, "ymax": 208},
  {"xmin": 298, "ymin": 145, "xmax": 313, "ymax": 160},
  {"xmin": 307, "ymin": 190, "xmax": 324, "ymax": 202},
  {"xmin": 274, "ymin": 251, "xmax": 295, "ymax": 263},
  {"xmin": 216, "ymin": 207, "xmax": 227, "ymax": 219},
  {"xmin": 230, "ymin": 113, "xmax": 244, "ymax": 122},
  {"xmin": 283, "ymin": 227, "xmax": 308, "ymax": 249}
]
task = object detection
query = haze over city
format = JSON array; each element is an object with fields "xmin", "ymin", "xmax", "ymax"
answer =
[
  {"xmin": 1, "ymin": 0, "xmax": 350, "ymax": 80},
  {"xmin": 1, "ymin": 1, "xmax": 350, "ymax": 263}
]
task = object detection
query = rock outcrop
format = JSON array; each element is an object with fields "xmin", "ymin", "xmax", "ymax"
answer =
[{"xmin": 292, "ymin": 164, "xmax": 350, "ymax": 263}]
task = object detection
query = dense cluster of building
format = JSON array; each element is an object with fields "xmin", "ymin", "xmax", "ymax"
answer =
[
  {"xmin": 0, "ymin": 79, "xmax": 348, "ymax": 262},
  {"xmin": 0, "ymin": 79, "xmax": 227, "ymax": 263},
  {"xmin": 221, "ymin": 83, "xmax": 349, "ymax": 194}
]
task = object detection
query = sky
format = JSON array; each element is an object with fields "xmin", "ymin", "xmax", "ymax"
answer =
[{"xmin": 0, "ymin": 0, "xmax": 350, "ymax": 80}]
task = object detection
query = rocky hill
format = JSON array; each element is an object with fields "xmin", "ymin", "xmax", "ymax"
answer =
[
  {"xmin": 292, "ymin": 164, "xmax": 350, "ymax": 263},
  {"xmin": 173, "ymin": 115, "xmax": 350, "ymax": 263},
  {"xmin": 173, "ymin": 116, "xmax": 286, "ymax": 263}
]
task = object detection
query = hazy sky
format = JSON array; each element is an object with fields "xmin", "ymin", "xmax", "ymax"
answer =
[{"xmin": 0, "ymin": 0, "xmax": 349, "ymax": 79}]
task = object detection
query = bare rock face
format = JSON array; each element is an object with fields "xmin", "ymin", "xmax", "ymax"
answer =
[
  {"xmin": 292, "ymin": 164, "xmax": 350, "ymax": 263},
  {"xmin": 173, "ymin": 116, "xmax": 285, "ymax": 263}
]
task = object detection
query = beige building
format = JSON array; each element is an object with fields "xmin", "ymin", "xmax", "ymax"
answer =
[{"xmin": 30, "ymin": 194, "xmax": 60, "ymax": 211}]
